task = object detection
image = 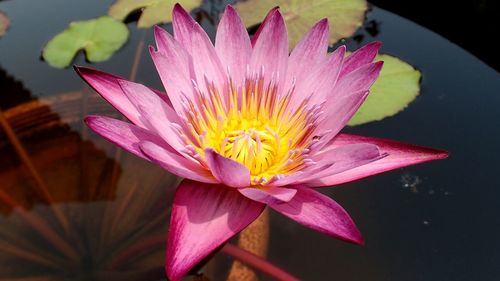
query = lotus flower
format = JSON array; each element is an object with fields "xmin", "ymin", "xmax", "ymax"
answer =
[{"xmin": 75, "ymin": 4, "xmax": 447, "ymax": 280}]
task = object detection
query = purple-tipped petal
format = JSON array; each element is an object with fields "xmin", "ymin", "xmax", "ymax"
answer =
[
  {"xmin": 269, "ymin": 185, "xmax": 364, "ymax": 245},
  {"xmin": 312, "ymin": 61, "xmax": 383, "ymax": 147},
  {"xmin": 251, "ymin": 7, "xmax": 279, "ymax": 47},
  {"xmin": 204, "ymin": 149, "xmax": 251, "ymax": 187},
  {"xmin": 215, "ymin": 5, "xmax": 252, "ymax": 86},
  {"xmin": 74, "ymin": 66, "xmax": 170, "ymax": 127},
  {"xmin": 314, "ymin": 90, "xmax": 370, "ymax": 149},
  {"xmin": 290, "ymin": 45, "xmax": 346, "ymax": 109},
  {"xmin": 333, "ymin": 61, "xmax": 384, "ymax": 100},
  {"xmin": 340, "ymin": 41, "xmax": 382, "ymax": 77},
  {"xmin": 249, "ymin": 8, "xmax": 288, "ymax": 91},
  {"xmin": 166, "ymin": 180, "xmax": 265, "ymax": 281},
  {"xmin": 239, "ymin": 186, "xmax": 297, "ymax": 205},
  {"xmin": 269, "ymin": 143, "xmax": 383, "ymax": 186},
  {"xmin": 151, "ymin": 26, "xmax": 196, "ymax": 114},
  {"xmin": 286, "ymin": 19, "xmax": 334, "ymax": 110},
  {"xmin": 172, "ymin": 4, "xmax": 227, "ymax": 101},
  {"xmin": 285, "ymin": 19, "xmax": 329, "ymax": 102},
  {"xmin": 307, "ymin": 45, "xmax": 346, "ymax": 105},
  {"xmin": 300, "ymin": 143, "xmax": 386, "ymax": 183},
  {"xmin": 139, "ymin": 141, "xmax": 216, "ymax": 183},
  {"xmin": 118, "ymin": 79, "xmax": 186, "ymax": 153},
  {"xmin": 84, "ymin": 115, "xmax": 168, "ymax": 160},
  {"xmin": 309, "ymin": 134, "xmax": 449, "ymax": 187}
]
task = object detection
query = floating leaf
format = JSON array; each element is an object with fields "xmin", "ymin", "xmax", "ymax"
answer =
[
  {"xmin": 235, "ymin": 0, "xmax": 367, "ymax": 48},
  {"xmin": 0, "ymin": 11, "xmax": 9, "ymax": 37},
  {"xmin": 108, "ymin": 0, "xmax": 202, "ymax": 28},
  {"xmin": 42, "ymin": 16, "xmax": 129, "ymax": 68},
  {"xmin": 348, "ymin": 54, "xmax": 421, "ymax": 126}
]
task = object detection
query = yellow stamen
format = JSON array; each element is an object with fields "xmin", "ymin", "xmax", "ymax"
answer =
[{"xmin": 182, "ymin": 74, "xmax": 317, "ymax": 185}]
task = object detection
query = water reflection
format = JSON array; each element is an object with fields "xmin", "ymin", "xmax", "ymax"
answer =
[{"xmin": 0, "ymin": 89, "xmax": 177, "ymax": 280}]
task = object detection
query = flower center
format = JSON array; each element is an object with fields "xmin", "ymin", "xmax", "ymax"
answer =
[
  {"xmin": 219, "ymin": 126, "xmax": 278, "ymax": 175},
  {"xmin": 179, "ymin": 74, "xmax": 320, "ymax": 185}
]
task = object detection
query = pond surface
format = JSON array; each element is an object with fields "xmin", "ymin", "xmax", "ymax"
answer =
[{"xmin": 0, "ymin": 0, "xmax": 499, "ymax": 280}]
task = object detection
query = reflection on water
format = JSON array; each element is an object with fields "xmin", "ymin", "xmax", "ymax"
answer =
[{"xmin": 0, "ymin": 88, "xmax": 177, "ymax": 280}]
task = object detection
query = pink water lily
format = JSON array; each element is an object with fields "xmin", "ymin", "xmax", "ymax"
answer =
[{"xmin": 75, "ymin": 4, "xmax": 447, "ymax": 280}]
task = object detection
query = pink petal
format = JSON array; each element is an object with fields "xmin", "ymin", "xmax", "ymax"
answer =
[
  {"xmin": 333, "ymin": 61, "xmax": 384, "ymax": 100},
  {"xmin": 285, "ymin": 19, "xmax": 329, "ymax": 105},
  {"xmin": 290, "ymin": 45, "xmax": 346, "ymax": 110},
  {"xmin": 308, "ymin": 45, "xmax": 346, "ymax": 105},
  {"xmin": 249, "ymin": 8, "xmax": 288, "ymax": 92},
  {"xmin": 84, "ymin": 115, "xmax": 168, "ymax": 160},
  {"xmin": 309, "ymin": 134, "xmax": 449, "ymax": 187},
  {"xmin": 118, "ymin": 79, "xmax": 186, "ymax": 154},
  {"xmin": 269, "ymin": 185, "xmax": 363, "ymax": 245},
  {"xmin": 339, "ymin": 41, "xmax": 381, "ymax": 78},
  {"xmin": 166, "ymin": 179, "xmax": 265, "ymax": 281},
  {"xmin": 251, "ymin": 7, "xmax": 279, "ymax": 46},
  {"xmin": 314, "ymin": 90, "xmax": 370, "ymax": 150},
  {"xmin": 139, "ymin": 141, "xmax": 216, "ymax": 184},
  {"xmin": 238, "ymin": 186, "xmax": 297, "ymax": 204},
  {"xmin": 151, "ymin": 26, "xmax": 196, "ymax": 114},
  {"xmin": 215, "ymin": 5, "xmax": 252, "ymax": 86},
  {"xmin": 300, "ymin": 143, "xmax": 386, "ymax": 183},
  {"xmin": 313, "ymin": 61, "xmax": 383, "ymax": 147},
  {"xmin": 74, "ymin": 66, "xmax": 170, "ymax": 127},
  {"xmin": 172, "ymin": 4, "xmax": 227, "ymax": 103},
  {"xmin": 204, "ymin": 149, "xmax": 250, "ymax": 187},
  {"xmin": 269, "ymin": 143, "xmax": 383, "ymax": 186}
]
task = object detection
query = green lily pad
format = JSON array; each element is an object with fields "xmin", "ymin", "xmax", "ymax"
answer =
[
  {"xmin": 108, "ymin": 0, "xmax": 202, "ymax": 28},
  {"xmin": 348, "ymin": 54, "xmax": 422, "ymax": 126},
  {"xmin": 42, "ymin": 16, "xmax": 129, "ymax": 68},
  {"xmin": 0, "ymin": 11, "xmax": 9, "ymax": 37},
  {"xmin": 235, "ymin": 0, "xmax": 367, "ymax": 48}
]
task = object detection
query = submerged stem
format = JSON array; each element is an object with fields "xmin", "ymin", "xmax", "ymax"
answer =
[{"xmin": 222, "ymin": 244, "xmax": 302, "ymax": 281}]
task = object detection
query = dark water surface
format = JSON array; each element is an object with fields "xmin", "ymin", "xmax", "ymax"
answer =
[{"xmin": 0, "ymin": 0, "xmax": 499, "ymax": 280}]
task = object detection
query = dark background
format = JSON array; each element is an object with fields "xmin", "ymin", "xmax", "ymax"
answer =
[{"xmin": 371, "ymin": 0, "xmax": 500, "ymax": 71}]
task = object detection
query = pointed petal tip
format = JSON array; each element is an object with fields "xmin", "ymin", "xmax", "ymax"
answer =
[
  {"xmin": 73, "ymin": 64, "xmax": 86, "ymax": 79},
  {"xmin": 148, "ymin": 44, "xmax": 156, "ymax": 53},
  {"xmin": 72, "ymin": 64, "xmax": 81, "ymax": 72},
  {"xmin": 270, "ymin": 186, "xmax": 366, "ymax": 245},
  {"xmin": 153, "ymin": 25, "xmax": 164, "ymax": 42},
  {"xmin": 336, "ymin": 44, "xmax": 347, "ymax": 54},
  {"xmin": 353, "ymin": 232, "xmax": 365, "ymax": 246},
  {"xmin": 373, "ymin": 60, "xmax": 384, "ymax": 75},
  {"xmin": 224, "ymin": 4, "xmax": 236, "ymax": 13},
  {"xmin": 73, "ymin": 65, "xmax": 94, "ymax": 77},
  {"xmin": 425, "ymin": 148, "xmax": 449, "ymax": 161},
  {"xmin": 312, "ymin": 134, "xmax": 450, "ymax": 187},
  {"xmin": 316, "ymin": 18, "xmax": 329, "ymax": 29},
  {"xmin": 153, "ymin": 24, "xmax": 163, "ymax": 32},
  {"xmin": 83, "ymin": 114, "xmax": 95, "ymax": 123},
  {"xmin": 83, "ymin": 115, "xmax": 98, "ymax": 127},
  {"xmin": 173, "ymin": 2, "xmax": 183, "ymax": 10},
  {"xmin": 368, "ymin": 40, "xmax": 382, "ymax": 48},
  {"xmin": 440, "ymin": 151, "xmax": 450, "ymax": 159},
  {"xmin": 172, "ymin": 3, "xmax": 189, "ymax": 21},
  {"xmin": 165, "ymin": 265, "xmax": 185, "ymax": 281},
  {"xmin": 344, "ymin": 224, "xmax": 364, "ymax": 246}
]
